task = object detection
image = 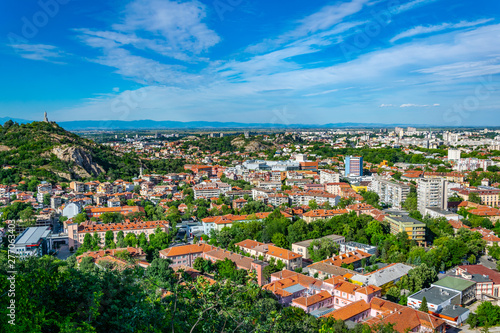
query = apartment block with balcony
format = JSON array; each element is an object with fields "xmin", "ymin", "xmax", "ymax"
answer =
[{"xmin": 385, "ymin": 215, "xmax": 426, "ymax": 243}]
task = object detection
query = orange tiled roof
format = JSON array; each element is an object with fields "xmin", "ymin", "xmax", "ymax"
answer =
[
  {"xmin": 267, "ymin": 245, "xmax": 302, "ymax": 260},
  {"xmin": 323, "ymin": 300, "xmax": 370, "ymax": 321},
  {"xmin": 159, "ymin": 243, "xmax": 216, "ymax": 257},
  {"xmin": 302, "ymin": 209, "xmax": 348, "ymax": 218},
  {"xmin": 292, "ymin": 290, "xmax": 332, "ymax": 307}
]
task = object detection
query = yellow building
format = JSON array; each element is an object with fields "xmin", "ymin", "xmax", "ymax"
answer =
[
  {"xmin": 385, "ymin": 215, "xmax": 426, "ymax": 244},
  {"xmin": 351, "ymin": 185, "xmax": 368, "ymax": 193}
]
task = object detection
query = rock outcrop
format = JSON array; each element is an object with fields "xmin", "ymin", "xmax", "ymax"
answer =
[{"xmin": 51, "ymin": 145, "xmax": 105, "ymax": 178}]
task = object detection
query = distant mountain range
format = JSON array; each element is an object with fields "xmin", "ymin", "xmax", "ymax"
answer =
[{"xmin": 0, "ymin": 117, "xmax": 483, "ymax": 130}]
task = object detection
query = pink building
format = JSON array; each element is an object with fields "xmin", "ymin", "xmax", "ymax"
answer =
[{"xmin": 292, "ymin": 291, "xmax": 334, "ymax": 313}]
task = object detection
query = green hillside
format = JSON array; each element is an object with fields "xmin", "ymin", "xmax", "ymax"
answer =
[{"xmin": 0, "ymin": 120, "xmax": 184, "ymax": 184}]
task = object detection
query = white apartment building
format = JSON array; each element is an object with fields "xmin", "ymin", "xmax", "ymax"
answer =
[
  {"xmin": 319, "ymin": 170, "xmax": 341, "ymax": 184},
  {"xmin": 369, "ymin": 176, "xmax": 410, "ymax": 209},
  {"xmin": 417, "ymin": 178, "xmax": 448, "ymax": 214}
]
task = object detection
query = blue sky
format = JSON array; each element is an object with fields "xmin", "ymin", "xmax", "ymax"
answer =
[{"xmin": 1, "ymin": 0, "xmax": 499, "ymax": 125}]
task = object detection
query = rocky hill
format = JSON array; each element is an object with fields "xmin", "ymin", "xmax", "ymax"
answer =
[
  {"xmin": 0, "ymin": 120, "xmax": 142, "ymax": 182},
  {"xmin": 230, "ymin": 137, "xmax": 269, "ymax": 152}
]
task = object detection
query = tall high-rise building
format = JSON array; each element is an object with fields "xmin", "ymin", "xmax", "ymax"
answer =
[
  {"xmin": 448, "ymin": 149, "xmax": 461, "ymax": 161},
  {"xmin": 344, "ymin": 156, "xmax": 363, "ymax": 177},
  {"xmin": 369, "ymin": 175, "xmax": 410, "ymax": 209},
  {"xmin": 417, "ymin": 178, "xmax": 448, "ymax": 214}
]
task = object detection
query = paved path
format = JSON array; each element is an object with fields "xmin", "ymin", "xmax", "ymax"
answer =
[{"xmin": 56, "ymin": 244, "xmax": 71, "ymax": 260}]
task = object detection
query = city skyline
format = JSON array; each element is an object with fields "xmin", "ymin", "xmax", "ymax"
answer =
[{"xmin": 2, "ymin": 0, "xmax": 500, "ymax": 125}]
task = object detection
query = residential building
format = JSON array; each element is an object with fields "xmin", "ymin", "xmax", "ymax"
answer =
[
  {"xmin": 85, "ymin": 205, "xmax": 145, "ymax": 218},
  {"xmin": 62, "ymin": 202, "xmax": 81, "ymax": 219},
  {"xmin": 385, "ymin": 215, "xmax": 426, "ymax": 243},
  {"xmin": 455, "ymin": 265, "xmax": 500, "ymax": 298},
  {"xmin": 417, "ymin": 178, "xmax": 448, "ymax": 214},
  {"xmin": 339, "ymin": 241, "xmax": 377, "ymax": 255},
  {"xmin": 448, "ymin": 149, "xmax": 461, "ymax": 161},
  {"xmin": 431, "ymin": 276, "xmax": 476, "ymax": 305},
  {"xmin": 345, "ymin": 156, "xmax": 363, "ymax": 177},
  {"xmin": 159, "ymin": 243, "xmax": 216, "ymax": 267},
  {"xmin": 361, "ymin": 298, "xmax": 447, "ymax": 332},
  {"xmin": 292, "ymin": 291, "xmax": 334, "ymax": 313},
  {"xmin": 423, "ymin": 207, "xmax": 460, "ymax": 221},
  {"xmin": 202, "ymin": 248, "xmax": 268, "ymax": 285},
  {"xmin": 193, "ymin": 182, "xmax": 231, "ymax": 199},
  {"xmin": 302, "ymin": 209, "xmax": 348, "ymax": 223},
  {"xmin": 292, "ymin": 234, "xmax": 345, "ymax": 259},
  {"xmin": 408, "ymin": 286, "xmax": 460, "ymax": 313},
  {"xmin": 369, "ymin": 176, "xmax": 410, "ymax": 209},
  {"xmin": 289, "ymin": 191, "xmax": 340, "ymax": 206},
  {"xmin": 67, "ymin": 220, "xmax": 168, "ymax": 249},
  {"xmin": 264, "ymin": 271, "xmax": 324, "ymax": 305},
  {"xmin": 351, "ymin": 263, "xmax": 413, "ymax": 292},
  {"xmin": 307, "ymin": 262, "xmax": 357, "ymax": 280},
  {"xmin": 235, "ymin": 239, "xmax": 303, "ymax": 270},
  {"xmin": 319, "ymin": 170, "xmax": 341, "ymax": 184}
]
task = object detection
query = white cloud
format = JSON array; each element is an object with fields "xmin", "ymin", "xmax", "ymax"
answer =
[
  {"xmin": 379, "ymin": 104, "xmax": 396, "ymax": 107},
  {"xmin": 304, "ymin": 89, "xmax": 339, "ymax": 97},
  {"xmin": 114, "ymin": 0, "xmax": 220, "ymax": 55},
  {"xmin": 10, "ymin": 43, "xmax": 66, "ymax": 63},
  {"xmin": 76, "ymin": 0, "xmax": 219, "ymax": 85},
  {"xmin": 245, "ymin": 0, "xmax": 370, "ymax": 54},
  {"xmin": 415, "ymin": 58, "xmax": 500, "ymax": 78},
  {"xmin": 399, "ymin": 104, "xmax": 439, "ymax": 107},
  {"xmin": 392, "ymin": 0, "xmax": 437, "ymax": 14},
  {"xmin": 390, "ymin": 19, "xmax": 494, "ymax": 42}
]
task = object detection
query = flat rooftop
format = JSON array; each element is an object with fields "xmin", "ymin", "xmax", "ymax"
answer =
[
  {"xmin": 15, "ymin": 226, "xmax": 51, "ymax": 245},
  {"xmin": 386, "ymin": 215, "xmax": 425, "ymax": 225},
  {"xmin": 410, "ymin": 286, "xmax": 460, "ymax": 305},
  {"xmin": 293, "ymin": 234, "xmax": 344, "ymax": 247},
  {"xmin": 432, "ymin": 276, "xmax": 475, "ymax": 292}
]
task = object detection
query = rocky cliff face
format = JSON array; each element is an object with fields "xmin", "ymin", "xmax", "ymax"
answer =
[{"xmin": 51, "ymin": 145, "xmax": 105, "ymax": 178}]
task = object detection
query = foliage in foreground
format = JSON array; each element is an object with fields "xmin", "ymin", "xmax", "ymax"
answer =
[{"xmin": 0, "ymin": 254, "xmax": 397, "ymax": 333}]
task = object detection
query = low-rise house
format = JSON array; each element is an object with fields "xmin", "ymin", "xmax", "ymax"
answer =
[
  {"xmin": 455, "ymin": 264, "xmax": 500, "ymax": 298},
  {"xmin": 431, "ymin": 276, "xmax": 476, "ymax": 305},
  {"xmin": 292, "ymin": 234, "xmax": 345, "ymax": 259},
  {"xmin": 292, "ymin": 291, "xmax": 334, "ymax": 313},
  {"xmin": 159, "ymin": 243, "xmax": 216, "ymax": 267},
  {"xmin": 339, "ymin": 241, "xmax": 377, "ymax": 255},
  {"xmin": 264, "ymin": 272, "xmax": 324, "ymax": 305},
  {"xmin": 302, "ymin": 209, "xmax": 348, "ymax": 223},
  {"xmin": 235, "ymin": 239, "xmax": 302, "ymax": 270},
  {"xmin": 407, "ymin": 286, "xmax": 461, "ymax": 313},
  {"xmin": 316, "ymin": 250, "xmax": 371, "ymax": 269},
  {"xmin": 202, "ymin": 248, "xmax": 268, "ymax": 285},
  {"xmin": 362, "ymin": 298, "xmax": 446, "ymax": 332},
  {"xmin": 307, "ymin": 261, "xmax": 357, "ymax": 280},
  {"xmin": 351, "ymin": 263, "xmax": 413, "ymax": 293}
]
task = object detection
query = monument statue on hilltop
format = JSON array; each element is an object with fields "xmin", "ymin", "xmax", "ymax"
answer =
[{"xmin": 43, "ymin": 111, "xmax": 49, "ymax": 122}]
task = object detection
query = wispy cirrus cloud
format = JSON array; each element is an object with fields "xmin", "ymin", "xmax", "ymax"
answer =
[
  {"xmin": 400, "ymin": 103, "xmax": 440, "ymax": 107},
  {"xmin": 10, "ymin": 44, "xmax": 66, "ymax": 63},
  {"xmin": 75, "ymin": 0, "xmax": 219, "ymax": 85},
  {"xmin": 245, "ymin": 0, "xmax": 370, "ymax": 54},
  {"xmin": 392, "ymin": 0, "xmax": 438, "ymax": 14},
  {"xmin": 390, "ymin": 18, "xmax": 494, "ymax": 42}
]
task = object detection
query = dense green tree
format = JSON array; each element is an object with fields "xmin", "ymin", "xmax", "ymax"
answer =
[
  {"xmin": 271, "ymin": 232, "xmax": 289, "ymax": 249},
  {"xmin": 419, "ymin": 297, "xmax": 429, "ymax": 313},
  {"xmin": 104, "ymin": 230, "xmax": 116, "ymax": 249},
  {"xmin": 116, "ymin": 231, "xmax": 126, "ymax": 248}
]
